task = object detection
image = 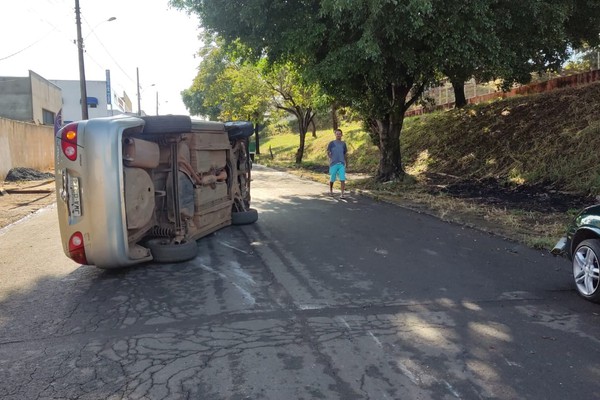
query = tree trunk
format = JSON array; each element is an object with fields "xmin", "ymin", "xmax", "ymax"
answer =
[
  {"xmin": 370, "ymin": 83, "xmax": 414, "ymax": 182},
  {"xmin": 451, "ymin": 79, "xmax": 467, "ymax": 108},
  {"xmin": 295, "ymin": 130, "xmax": 306, "ymax": 164},
  {"xmin": 375, "ymin": 114, "xmax": 405, "ymax": 181},
  {"xmin": 276, "ymin": 106, "xmax": 315, "ymax": 164},
  {"xmin": 295, "ymin": 110, "xmax": 312, "ymax": 164},
  {"xmin": 254, "ymin": 124, "xmax": 261, "ymax": 155},
  {"xmin": 331, "ymin": 103, "xmax": 339, "ymax": 130},
  {"xmin": 311, "ymin": 119, "xmax": 317, "ymax": 138}
]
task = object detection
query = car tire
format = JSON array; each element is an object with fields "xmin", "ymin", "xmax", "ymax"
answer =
[
  {"xmin": 146, "ymin": 238, "xmax": 198, "ymax": 263},
  {"xmin": 232, "ymin": 208, "xmax": 258, "ymax": 225},
  {"xmin": 141, "ymin": 115, "xmax": 192, "ymax": 135},
  {"xmin": 572, "ymin": 239, "xmax": 600, "ymax": 303}
]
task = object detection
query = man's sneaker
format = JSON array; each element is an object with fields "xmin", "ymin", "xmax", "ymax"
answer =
[{"xmin": 340, "ymin": 193, "xmax": 345, "ymax": 199}]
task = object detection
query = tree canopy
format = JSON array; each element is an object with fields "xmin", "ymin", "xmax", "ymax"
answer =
[
  {"xmin": 264, "ymin": 61, "xmax": 329, "ymax": 163},
  {"xmin": 172, "ymin": 0, "xmax": 600, "ymax": 181},
  {"xmin": 181, "ymin": 35, "xmax": 329, "ymax": 162},
  {"xmin": 182, "ymin": 39, "xmax": 271, "ymax": 123}
]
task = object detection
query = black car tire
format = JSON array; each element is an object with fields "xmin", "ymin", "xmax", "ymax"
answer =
[
  {"xmin": 141, "ymin": 115, "xmax": 192, "ymax": 135},
  {"xmin": 572, "ymin": 239, "xmax": 600, "ymax": 303},
  {"xmin": 146, "ymin": 238, "xmax": 198, "ymax": 263},
  {"xmin": 232, "ymin": 208, "xmax": 258, "ymax": 225}
]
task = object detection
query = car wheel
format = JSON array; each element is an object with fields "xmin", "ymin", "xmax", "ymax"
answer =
[
  {"xmin": 232, "ymin": 208, "xmax": 258, "ymax": 225},
  {"xmin": 141, "ymin": 115, "xmax": 192, "ymax": 135},
  {"xmin": 146, "ymin": 238, "xmax": 198, "ymax": 263},
  {"xmin": 572, "ymin": 239, "xmax": 600, "ymax": 303}
]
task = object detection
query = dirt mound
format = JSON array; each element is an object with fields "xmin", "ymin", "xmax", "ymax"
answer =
[{"xmin": 5, "ymin": 168, "xmax": 55, "ymax": 182}]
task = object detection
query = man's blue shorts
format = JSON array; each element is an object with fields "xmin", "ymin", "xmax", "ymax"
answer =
[{"xmin": 329, "ymin": 163, "xmax": 346, "ymax": 182}]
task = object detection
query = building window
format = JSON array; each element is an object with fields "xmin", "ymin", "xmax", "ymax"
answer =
[{"xmin": 42, "ymin": 109, "xmax": 55, "ymax": 125}]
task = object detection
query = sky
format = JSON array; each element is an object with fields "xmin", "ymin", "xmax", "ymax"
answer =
[{"xmin": 0, "ymin": 0, "xmax": 202, "ymax": 116}]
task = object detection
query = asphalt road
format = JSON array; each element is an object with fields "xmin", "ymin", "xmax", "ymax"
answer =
[{"xmin": 1, "ymin": 165, "xmax": 599, "ymax": 399}]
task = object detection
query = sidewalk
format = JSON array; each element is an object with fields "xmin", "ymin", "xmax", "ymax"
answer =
[{"xmin": 0, "ymin": 203, "xmax": 76, "ymax": 302}]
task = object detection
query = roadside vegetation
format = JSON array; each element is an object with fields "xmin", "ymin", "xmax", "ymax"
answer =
[
  {"xmin": 169, "ymin": 1, "xmax": 600, "ymax": 251},
  {"xmin": 173, "ymin": 0, "xmax": 600, "ymax": 183},
  {"xmin": 256, "ymin": 82, "xmax": 600, "ymax": 251}
]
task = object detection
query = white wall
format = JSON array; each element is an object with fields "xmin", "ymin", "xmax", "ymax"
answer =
[{"xmin": 50, "ymin": 79, "xmax": 110, "ymax": 122}]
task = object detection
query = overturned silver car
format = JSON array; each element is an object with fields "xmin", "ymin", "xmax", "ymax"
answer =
[{"xmin": 54, "ymin": 115, "xmax": 257, "ymax": 269}]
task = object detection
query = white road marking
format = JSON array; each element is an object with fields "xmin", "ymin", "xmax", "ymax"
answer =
[
  {"xmin": 232, "ymin": 282, "xmax": 256, "ymax": 305},
  {"xmin": 443, "ymin": 380, "xmax": 462, "ymax": 398},
  {"xmin": 368, "ymin": 331, "xmax": 383, "ymax": 348},
  {"xmin": 394, "ymin": 360, "xmax": 420, "ymax": 385},
  {"xmin": 337, "ymin": 317, "xmax": 352, "ymax": 330},
  {"xmin": 219, "ymin": 240, "xmax": 250, "ymax": 254}
]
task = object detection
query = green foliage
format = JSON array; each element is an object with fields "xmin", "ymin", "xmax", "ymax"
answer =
[
  {"xmin": 565, "ymin": 46, "xmax": 600, "ymax": 72},
  {"xmin": 257, "ymin": 121, "xmax": 378, "ymax": 173},
  {"xmin": 172, "ymin": 0, "xmax": 600, "ymax": 180},
  {"xmin": 181, "ymin": 37, "xmax": 271, "ymax": 122},
  {"xmin": 262, "ymin": 117, "xmax": 295, "ymax": 137},
  {"xmin": 262, "ymin": 82, "xmax": 600, "ymax": 196}
]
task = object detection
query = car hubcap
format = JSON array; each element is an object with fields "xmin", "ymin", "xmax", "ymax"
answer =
[{"xmin": 573, "ymin": 245, "xmax": 600, "ymax": 296}]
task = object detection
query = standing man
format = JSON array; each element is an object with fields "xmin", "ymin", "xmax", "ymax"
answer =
[{"xmin": 327, "ymin": 128, "xmax": 348, "ymax": 198}]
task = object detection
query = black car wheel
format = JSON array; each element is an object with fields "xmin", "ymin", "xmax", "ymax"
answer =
[
  {"xmin": 141, "ymin": 115, "xmax": 192, "ymax": 135},
  {"xmin": 232, "ymin": 208, "xmax": 258, "ymax": 225},
  {"xmin": 146, "ymin": 238, "xmax": 198, "ymax": 263},
  {"xmin": 573, "ymin": 239, "xmax": 600, "ymax": 302}
]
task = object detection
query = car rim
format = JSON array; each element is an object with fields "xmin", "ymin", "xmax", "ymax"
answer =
[{"xmin": 573, "ymin": 245, "xmax": 600, "ymax": 296}]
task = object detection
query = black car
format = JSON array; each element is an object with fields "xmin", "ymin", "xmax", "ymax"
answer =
[{"xmin": 552, "ymin": 205, "xmax": 600, "ymax": 302}]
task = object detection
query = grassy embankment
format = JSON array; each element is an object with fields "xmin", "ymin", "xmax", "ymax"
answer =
[{"xmin": 255, "ymin": 81, "xmax": 600, "ymax": 250}]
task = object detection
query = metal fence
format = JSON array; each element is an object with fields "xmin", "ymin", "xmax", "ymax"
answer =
[{"xmin": 407, "ymin": 69, "xmax": 600, "ymax": 117}]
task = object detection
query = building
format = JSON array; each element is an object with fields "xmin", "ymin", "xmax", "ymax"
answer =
[
  {"xmin": 0, "ymin": 70, "xmax": 135, "ymax": 125},
  {"xmin": 112, "ymin": 91, "xmax": 134, "ymax": 116},
  {"xmin": 0, "ymin": 70, "xmax": 62, "ymax": 125},
  {"xmin": 50, "ymin": 79, "xmax": 111, "ymax": 122}
]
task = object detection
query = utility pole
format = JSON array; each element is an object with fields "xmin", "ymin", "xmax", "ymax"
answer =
[
  {"xmin": 156, "ymin": 91, "xmax": 159, "ymax": 115},
  {"xmin": 75, "ymin": 0, "xmax": 88, "ymax": 120},
  {"xmin": 137, "ymin": 67, "xmax": 141, "ymax": 116}
]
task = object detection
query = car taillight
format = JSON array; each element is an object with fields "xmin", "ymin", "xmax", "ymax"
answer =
[
  {"xmin": 60, "ymin": 122, "xmax": 79, "ymax": 161},
  {"xmin": 68, "ymin": 231, "xmax": 88, "ymax": 265}
]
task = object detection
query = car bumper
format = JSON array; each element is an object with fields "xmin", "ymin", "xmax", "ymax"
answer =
[
  {"xmin": 55, "ymin": 117, "xmax": 153, "ymax": 268},
  {"xmin": 551, "ymin": 236, "xmax": 567, "ymax": 256}
]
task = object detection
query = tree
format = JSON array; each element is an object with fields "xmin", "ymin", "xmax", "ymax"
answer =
[
  {"xmin": 264, "ymin": 62, "xmax": 328, "ymax": 164},
  {"xmin": 182, "ymin": 38, "xmax": 271, "ymax": 153},
  {"xmin": 171, "ymin": 0, "xmax": 600, "ymax": 181},
  {"xmin": 444, "ymin": 0, "xmax": 600, "ymax": 107},
  {"xmin": 565, "ymin": 46, "xmax": 600, "ymax": 72},
  {"xmin": 183, "ymin": 38, "xmax": 328, "ymax": 162},
  {"xmin": 170, "ymin": 0, "xmax": 443, "ymax": 180}
]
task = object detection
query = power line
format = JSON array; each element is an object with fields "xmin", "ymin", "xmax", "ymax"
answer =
[
  {"xmin": 0, "ymin": 30, "xmax": 56, "ymax": 61},
  {"xmin": 78, "ymin": 13, "xmax": 136, "ymax": 89},
  {"xmin": 1, "ymin": 1, "xmax": 74, "ymax": 62}
]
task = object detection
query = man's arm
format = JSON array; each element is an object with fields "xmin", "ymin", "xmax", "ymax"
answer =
[{"xmin": 344, "ymin": 143, "xmax": 348, "ymax": 166}]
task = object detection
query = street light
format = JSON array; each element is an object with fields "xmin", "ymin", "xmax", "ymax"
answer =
[
  {"xmin": 74, "ymin": 1, "xmax": 116, "ymax": 120},
  {"xmin": 84, "ymin": 17, "xmax": 116, "ymax": 40}
]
